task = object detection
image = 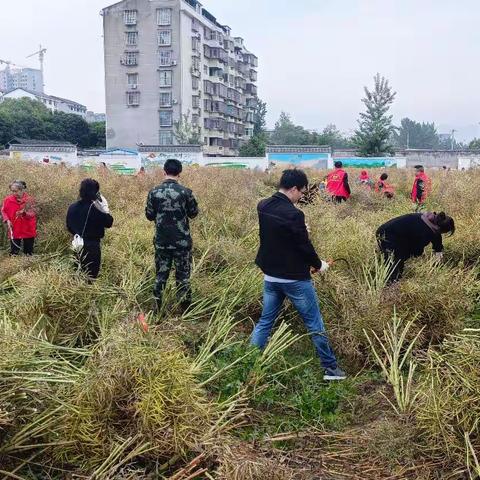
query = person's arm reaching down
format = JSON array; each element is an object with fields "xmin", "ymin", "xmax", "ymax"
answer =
[{"xmin": 145, "ymin": 191, "xmax": 156, "ymax": 222}]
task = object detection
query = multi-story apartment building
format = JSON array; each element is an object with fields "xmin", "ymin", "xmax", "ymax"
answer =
[
  {"xmin": 0, "ymin": 68, "xmax": 43, "ymax": 94},
  {"xmin": 102, "ymin": 0, "xmax": 258, "ymax": 155}
]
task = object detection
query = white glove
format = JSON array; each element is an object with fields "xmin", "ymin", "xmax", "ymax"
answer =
[
  {"xmin": 319, "ymin": 261, "xmax": 330, "ymax": 273},
  {"xmin": 435, "ymin": 252, "xmax": 444, "ymax": 261},
  {"xmin": 94, "ymin": 195, "xmax": 110, "ymax": 214}
]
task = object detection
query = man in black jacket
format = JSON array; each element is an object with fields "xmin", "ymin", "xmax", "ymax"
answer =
[{"xmin": 251, "ymin": 169, "xmax": 346, "ymax": 381}]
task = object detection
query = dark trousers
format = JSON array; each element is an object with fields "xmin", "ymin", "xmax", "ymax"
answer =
[
  {"xmin": 378, "ymin": 238, "xmax": 405, "ymax": 283},
  {"xmin": 10, "ymin": 237, "xmax": 35, "ymax": 256},
  {"xmin": 78, "ymin": 241, "xmax": 101, "ymax": 280},
  {"xmin": 333, "ymin": 196, "xmax": 347, "ymax": 203},
  {"xmin": 154, "ymin": 249, "xmax": 192, "ymax": 306}
]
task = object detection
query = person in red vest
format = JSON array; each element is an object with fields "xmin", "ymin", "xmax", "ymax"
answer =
[
  {"xmin": 327, "ymin": 161, "xmax": 351, "ymax": 203},
  {"xmin": 375, "ymin": 173, "xmax": 395, "ymax": 199},
  {"xmin": 358, "ymin": 170, "xmax": 371, "ymax": 188},
  {"xmin": 411, "ymin": 165, "xmax": 431, "ymax": 209},
  {"xmin": 1, "ymin": 181, "xmax": 37, "ymax": 255}
]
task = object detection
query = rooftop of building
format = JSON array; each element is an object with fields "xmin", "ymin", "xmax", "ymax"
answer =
[{"xmin": 4, "ymin": 88, "xmax": 86, "ymax": 109}]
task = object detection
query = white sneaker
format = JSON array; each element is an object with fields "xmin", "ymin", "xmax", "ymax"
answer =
[{"xmin": 323, "ymin": 367, "xmax": 347, "ymax": 381}]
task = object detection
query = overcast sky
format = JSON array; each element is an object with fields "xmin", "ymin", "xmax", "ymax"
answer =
[{"xmin": 1, "ymin": 0, "xmax": 479, "ymax": 140}]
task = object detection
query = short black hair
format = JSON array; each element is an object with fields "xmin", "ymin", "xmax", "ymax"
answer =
[
  {"xmin": 380, "ymin": 173, "xmax": 388, "ymax": 181},
  {"xmin": 79, "ymin": 178, "xmax": 100, "ymax": 202},
  {"xmin": 414, "ymin": 165, "xmax": 424, "ymax": 172},
  {"xmin": 279, "ymin": 169, "xmax": 308, "ymax": 190},
  {"xmin": 334, "ymin": 161, "xmax": 343, "ymax": 169},
  {"xmin": 164, "ymin": 159, "xmax": 183, "ymax": 176}
]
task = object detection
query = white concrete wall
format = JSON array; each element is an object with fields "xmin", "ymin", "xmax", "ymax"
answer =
[{"xmin": 9, "ymin": 149, "xmax": 78, "ymax": 165}]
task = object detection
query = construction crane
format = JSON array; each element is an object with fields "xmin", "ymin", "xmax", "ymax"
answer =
[{"xmin": 27, "ymin": 44, "xmax": 47, "ymax": 89}]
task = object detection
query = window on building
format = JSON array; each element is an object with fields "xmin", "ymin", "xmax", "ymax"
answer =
[
  {"xmin": 124, "ymin": 51, "xmax": 138, "ymax": 66},
  {"xmin": 159, "ymin": 110, "xmax": 173, "ymax": 127},
  {"xmin": 159, "ymin": 50, "xmax": 173, "ymax": 66},
  {"xmin": 159, "ymin": 131, "xmax": 174, "ymax": 145},
  {"xmin": 157, "ymin": 8, "xmax": 172, "ymax": 26},
  {"xmin": 159, "ymin": 70, "xmax": 172, "ymax": 87},
  {"xmin": 125, "ymin": 31, "xmax": 138, "ymax": 46},
  {"xmin": 192, "ymin": 37, "xmax": 201, "ymax": 52},
  {"xmin": 158, "ymin": 30, "xmax": 172, "ymax": 46},
  {"xmin": 124, "ymin": 10, "xmax": 137, "ymax": 25},
  {"xmin": 159, "ymin": 91, "xmax": 172, "ymax": 107},
  {"xmin": 192, "ymin": 56, "xmax": 200, "ymax": 70},
  {"xmin": 192, "ymin": 114, "xmax": 199, "ymax": 126},
  {"xmin": 192, "ymin": 77, "xmax": 199, "ymax": 90},
  {"xmin": 192, "ymin": 95, "xmax": 200, "ymax": 108},
  {"xmin": 126, "ymin": 91, "xmax": 140, "ymax": 106},
  {"xmin": 127, "ymin": 73, "xmax": 138, "ymax": 87},
  {"xmin": 204, "ymin": 65, "xmax": 209, "ymax": 74}
]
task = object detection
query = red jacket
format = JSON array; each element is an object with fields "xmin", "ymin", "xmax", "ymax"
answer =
[
  {"xmin": 411, "ymin": 172, "xmax": 431, "ymax": 203},
  {"xmin": 1, "ymin": 194, "xmax": 37, "ymax": 239},
  {"xmin": 327, "ymin": 168, "xmax": 350, "ymax": 198}
]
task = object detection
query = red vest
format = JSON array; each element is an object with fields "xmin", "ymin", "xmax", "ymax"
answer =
[
  {"xmin": 375, "ymin": 180, "xmax": 395, "ymax": 195},
  {"xmin": 327, "ymin": 169, "xmax": 350, "ymax": 198},
  {"xmin": 411, "ymin": 172, "xmax": 431, "ymax": 202},
  {"xmin": 1, "ymin": 194, "xmax": 37, "ymax": 239}
]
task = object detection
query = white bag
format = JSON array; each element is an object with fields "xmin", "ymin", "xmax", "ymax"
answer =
[
  {"xmin": 71, "ymin": 204, "xmax": 93, "ymax": 252},
  {"xmin": 71, "ymin": 234, "xmax": 84, "ymax": 252}
]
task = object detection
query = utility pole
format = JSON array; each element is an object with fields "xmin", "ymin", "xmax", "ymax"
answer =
[
  {"xmin": 451, "ymin": 129, "xmax": 456, "ymax": 151},
  {"xmin": 406, "ymin": 130, "xmax": 410, "ymax": 149}
]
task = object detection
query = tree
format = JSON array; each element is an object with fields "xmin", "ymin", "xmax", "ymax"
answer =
[
  {"xmin": 270, "ymin": 112, "xmax": 313, "ymax": 145},
  {"xmin": 239, "ymin": 134, "xmax": 266, "ymax": 157},
  {"xmin": 0, "ymin": 98, "xmax": 105, "ymax": 148},
  {"xmin": 0, "ymin": 98, "xmax": 54, "ymax": 145},
  {"xmin": 253, "ymin": 98, "xmax": 267, "ymax": 136},
  {"xmin": 88, "ymin": 122, "xmax": 106, "ymax": 148},
  {"xmin": 52, "ymin": 112, "xmax": 92, "ymax": 148},
  {"xmin": 316, "ymin": 124, "xmax": 352, "ymax": 148},
  {"xmin": 469, "ymin": 138, "xmax": 480, "ymax": 150},
  {"xmin": 173, "ymin": 111, "xmax": 201, "ymax": 144},
  {"xmin": 394, "ymin": 118, "xmax": 440, "ymax": 149},
  {"xmin": 240, "ymin": 98, "xmax": 268, "ymax": 157},
  {"xmin": 353, "ymin": 73, "xmax": 397, "ymax": 156}
]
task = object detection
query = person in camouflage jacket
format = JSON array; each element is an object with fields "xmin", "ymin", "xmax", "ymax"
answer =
[{"xmin": 145, "ymin": 159, "xmax": 199, "ymax": 310}]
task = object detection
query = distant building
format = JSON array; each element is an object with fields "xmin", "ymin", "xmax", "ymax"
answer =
[
  {"xmin": 0, "ymin": 67, "xmax": 44, "ymax": 94},
  {"xmin": 86, "ymin": 111, "xmax": 107, "ymax": 123},
  {"xmin": 2, "ymin": 88, "xmax": 87, "ymax": 118},
  {"xmin": 102, "ymin": 0, "xmax": 258, "ymax": 155}
]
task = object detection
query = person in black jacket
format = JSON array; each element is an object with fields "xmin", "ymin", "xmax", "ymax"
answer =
[
  {"xmin": 376, "ymin": 212, "xmax": 455, "ymax": 283},
  {"xmin": 67, "ymin": 179, "xmax": 114, "ymax": 279},
  {"xmin": 251, "ymin": 169, "xmax": 346, "ymax": 381}
]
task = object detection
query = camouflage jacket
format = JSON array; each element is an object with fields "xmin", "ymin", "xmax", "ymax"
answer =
[{"xmin": 145, "ymin": 179, "xmax": 199, "ymax": 251}]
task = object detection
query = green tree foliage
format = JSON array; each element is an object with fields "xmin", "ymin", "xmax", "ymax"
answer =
[
  {"xmin": 270, "ymin": 112, "xmax": 312, "ymax": 145},
  {"xmin": 173, "ymin": 111, "xmax": 201, "ymax": 145},
  {"xmin": 253, "ymin": 98, "xmax": 267, "ymax": 136},
  {"xmin": 394, "ymin": 118, "xmax": 440, "ymax": 149},
  {"xmin": 240, "ymin": 98, "xmax": 268, "ymax": 157},
  {"xmin": 354, "ymin": 74, "xmax": 397, "ymax": 156},
  {"xmin": 239, "ymin": 134, "xmax": 266, "ymax": 157},
  {"xmin": 315, "ymin": 124, "xmax": 352, "ymax": 149},
  {"xmin": 87, "ymin": 122, "xmax": 106, "ymax": 149},
  {"xmin": 0, "ymin": 98, "xmax": 105, "ymax": 148},
  {"xmin": 469, "ymin": 138, "xmax": 480, "ymax": 150}
]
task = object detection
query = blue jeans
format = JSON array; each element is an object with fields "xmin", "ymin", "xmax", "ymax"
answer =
[{"xmin": 251, "ymin": 280, "xmax": 338, "ymax": 369}]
